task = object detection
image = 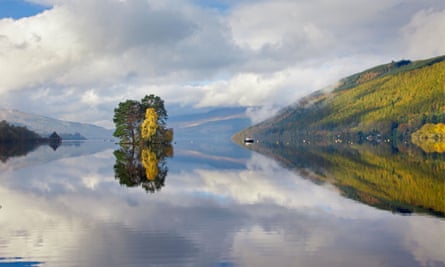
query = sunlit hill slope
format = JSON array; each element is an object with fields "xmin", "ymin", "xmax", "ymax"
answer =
[{"xmin": 235, "ymin": 55, "xmax": 445, "ymax": 144}]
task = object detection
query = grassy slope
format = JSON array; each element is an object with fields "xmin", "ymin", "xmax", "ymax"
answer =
[
  {"xmin": 235, "ymin": 55, "xmax": 445, "ymax": 143},
  {"xmin": 233, "ymin": 55, "xmax": 445, "ymax": 217}
]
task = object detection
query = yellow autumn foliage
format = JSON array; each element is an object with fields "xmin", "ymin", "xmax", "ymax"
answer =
[
  {"xmin": 326, "ymin": 145, "xmax": 445, "ymax": 213},
  {"xmin": 141, "ymin": 108, "xmax": 158, "ymax": 140},
  {"xmin": 412, "ymin": 123, "xmax": 445, "ymax": 153},
  {"xmin": 141, "ymin": 148, "xmax": 158, "ymax": 181}
]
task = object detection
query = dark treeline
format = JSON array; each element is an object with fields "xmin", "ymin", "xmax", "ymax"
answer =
[
  {"xmin": 0, "ymin": 120, "xmax": 41, "ymax": 143},
  {"xmin": 0, "ymin": 120, "xmax": 62, "ymax": 146},
  {"xmin": 0, "ymin": 121, "xmax": 44, "ymax": 162}
]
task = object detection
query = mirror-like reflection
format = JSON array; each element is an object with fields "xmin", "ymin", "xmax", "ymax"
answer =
[
  {"xmin": 243, "ymin": 140, "xmax": 445, "ymax": 217},
  {"xmin": 0, "ymin": 142, "xmax": 63, "ymax": 163},
  {"xmin": 0, "ymin": 140, "xmax": 444, "ymax": 267},
  {"xmin": 0, "ymin": 142, "xmax": 40, "ymax": 162},
  {"xmin": 113, "ymin": 144, "xmax": 173, "ymax": 193}
]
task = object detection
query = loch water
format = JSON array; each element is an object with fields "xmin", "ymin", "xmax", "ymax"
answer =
[{"xmin": 0, "ymin": 138, "xmax": 444, "ymax": 267}]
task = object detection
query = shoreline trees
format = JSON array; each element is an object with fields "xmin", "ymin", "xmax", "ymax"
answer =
[
  {"xmin": 0, "ymin": 120, "xmax": 41, "ymax": 143},
  {"xmin": 0, "ymin": 120, "xmax": 62, "ymax": 156}
]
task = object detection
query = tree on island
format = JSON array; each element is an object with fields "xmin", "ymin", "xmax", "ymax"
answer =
[
  {"xmin": 112, "ymin": 94, "xmax": 173, "ymax": 193},
  {"xmin": 113, "ymin": 94, "xmax": 170, "ymax": 145}
]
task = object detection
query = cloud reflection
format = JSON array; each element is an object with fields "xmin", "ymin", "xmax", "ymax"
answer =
[{"xmin": 0, "ymin": 144, "xmax": 443, "ymax": 266}]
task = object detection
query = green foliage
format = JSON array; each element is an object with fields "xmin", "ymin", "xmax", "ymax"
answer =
[
  {"xmin": 113, "ymin": 99, "xmax": 140, "ymax": 143},
  {"xmin": 0, "ymin": 120, "xmax": 41, "ymax": 142},
  {"xmin": 112, "ymin": 94, "xmax": 173, "ymax": 192},
  {"xmin": 335, "ymin": 55, "xmax": 445, "ymax": 92},
  {"xmin": 234, "ymin": 55, "xmax": 445, "ymax": 217},
  {"xmin": 113, "ymin": 94, "xmax": 169, "ymax": 144},
  {"xmin": 319, "ymin": 61, "xmax": 445, "ymax": 133},
  {"xmin": 239, "ymin": 55, "xmax": 445, "ymax": 143}
]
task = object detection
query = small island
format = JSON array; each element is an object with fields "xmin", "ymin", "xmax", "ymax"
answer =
[{"xmin": 112, "ymin": 94, "xmax": 174, "ymax": 193}]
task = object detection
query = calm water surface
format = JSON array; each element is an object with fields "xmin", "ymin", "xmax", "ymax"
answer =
[{"xmin": 0, "ymin": 140, "xmax": 444, "ymax": 267}]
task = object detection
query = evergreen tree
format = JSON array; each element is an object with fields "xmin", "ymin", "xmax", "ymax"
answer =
[
  {"xmin": 113, "ymin": 94, "xmax": 169, "ymax": 145},
  {"xmin": 113, "ymin": 100, "xmax": 140, "ymax": 144}
]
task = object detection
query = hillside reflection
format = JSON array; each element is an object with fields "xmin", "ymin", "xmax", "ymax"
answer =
[
  {"xmin": 113, "ymin": 144, "xmax": 173, "ymax": 193},
  {"xmin": 0, "ymin": 142, "xmax": 39, "ymax": 162},
  {"xmin": 242, "ymin": 141, "xmax": 445, "ymax": 218},
  {"xmin": 0, "ymin": 142, "xmax": 63, "ymax": 163},
  {"xmin": 0, "ymin": 139, "xmax": 444, "ymax": 267}
]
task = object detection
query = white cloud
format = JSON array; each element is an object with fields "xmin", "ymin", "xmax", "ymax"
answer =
[
  {"xmin": 81, "ymin": 89, "xmax": 100, "ymax": 106},
  {"xmin": 0, "ymin": 0, "xmax": 444, "ymax": 126},
  {"xmin": 403, "ymin": 216, "xmax": 445, "ymax": 266},
  {"xmin": 0, "ymin": 8, "xmax": 79, "ymax": 90},
  {"xmin": 402, "ymin": 8, "xmax": 445, "ymax": 58}
]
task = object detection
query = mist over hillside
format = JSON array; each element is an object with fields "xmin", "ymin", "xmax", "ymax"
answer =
[
  {"xmin": 235, "ymin": 55, "xmax": 445, "ymax": 144},
  {"xmin": 168, "ymin": 107, "xmax": 252, "ymax": 161},
  {"xmin": 169, "ymin": 107, "xmax": 251, "ymax": 141},
  {"xmin": 0, "ymin": 108, "xmax": 113, "ymax": 139}
]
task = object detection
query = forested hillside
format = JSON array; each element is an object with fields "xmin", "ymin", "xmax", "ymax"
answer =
[
  {"xmin": 0, "ymin": 120, "xmax": 41, "ymax": 142},
  {"xmin": 235, "ymin": 55, "xmax": 445, "ymax": 145},
  {"xmin": 233, "ymin": 55, "xmax": 445, "ymax": 216}
]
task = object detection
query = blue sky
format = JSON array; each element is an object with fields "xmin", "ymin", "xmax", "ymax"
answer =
[
  {"xmin": 0, "ymin": 0, "xmax": 50, "ymax": 19},
  {"xmin": 192, "ymin": 0, "xmax": 230, "ymax": 12},
  {"xmin": 0, "ymin": 0, "xmax": 444, "ymax": 128}
]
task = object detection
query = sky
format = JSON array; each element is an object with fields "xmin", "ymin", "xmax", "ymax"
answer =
[{"xmin": 0, "ymin": 0, "xmax": 444, "ymax": 128}]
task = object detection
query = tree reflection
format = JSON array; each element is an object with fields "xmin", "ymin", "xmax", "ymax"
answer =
[
  {"xmin": 0, "ymin": 143, "xmax": 38, "ymax": 162},
  {"xmin": 0, "ymin": 142, "xmax": 61, "ymax": 163},
  {"xmin": 113, "ymin": 144, "xmax": 173, "ymax": 193},
  {"xmin": 243, "ymin": 141, "xmax": 445, "ymax": 218}
]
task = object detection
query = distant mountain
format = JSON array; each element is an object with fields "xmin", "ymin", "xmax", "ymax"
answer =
[
  {"xmin": 234, "ymin": 55, "xmax": 445, "ymax": 144},
  {"xmin": 170, "ymin": 107, "xmax": 251, "ymax": 141},
  {"xmin": 168, "ymin": 107, "xmax": 252, "ymax": 163},
  {"xmin": 0, "ymin": 108, "xmax": 113, "ymax": 139}
]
